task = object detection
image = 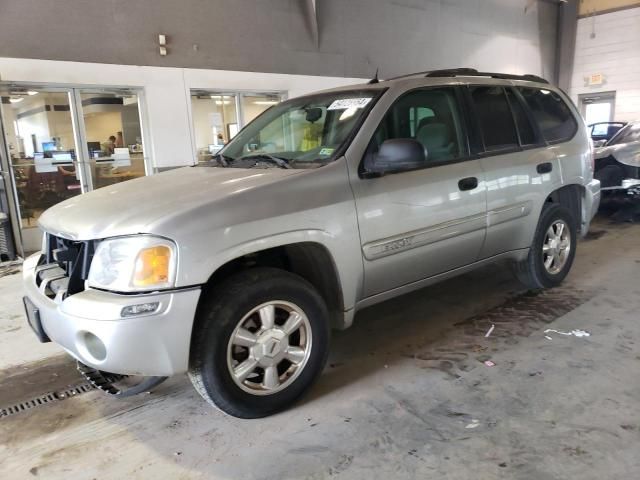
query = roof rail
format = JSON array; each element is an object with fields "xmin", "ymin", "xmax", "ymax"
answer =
[
  {"xmin": 384, "ymin": 68, "xmax": 549, "ymax": 84},
  {"xmin": 425, "ymin": 69, "xmax": 549, "ymax": 84}
]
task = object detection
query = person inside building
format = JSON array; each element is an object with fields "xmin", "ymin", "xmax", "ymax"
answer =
[{"xmin": 103, "ymin": 135, "xmax": 116, "ymax": 155}]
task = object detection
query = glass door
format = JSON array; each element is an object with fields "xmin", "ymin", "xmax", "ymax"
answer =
[
  {"xmin": 0, "ymin": 86, "xmax": 83, "ymax": 252},
  {"xmin": 75, "ymin": 88, "xmax": 148, "ymax": 190},
  {"xmin": 0, "ymin": 84, "xmax": 151, "ymax": 253},
  {"xmin": 579, "ymin": 91, "xmax": 616, "ymax": 125}
]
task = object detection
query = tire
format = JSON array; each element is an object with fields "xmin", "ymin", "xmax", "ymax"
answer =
[
  {"xmin": 512, "ymin": 203, "xmax": 577, "ymax": 289},
  {"xmin": 595, "ymin": 164, "xmax": 624, "ymax": 189},
  {"xmin": 188, "ymin": 267, "xmax": 330, "ymax": 418}
]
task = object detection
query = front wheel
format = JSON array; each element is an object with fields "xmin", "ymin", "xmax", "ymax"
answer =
[
  {"xmin": 188, "ymin": 268, "xmax": 330, "ymax": 418},
  {"xmin": 512, "ymin": 204, "xmax": 577, "ymax": 289}
]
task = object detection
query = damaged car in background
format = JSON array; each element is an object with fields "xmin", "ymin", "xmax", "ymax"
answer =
[{"xmin": 594, "ymin": 121, "xmax": 640, "ymax": 191}]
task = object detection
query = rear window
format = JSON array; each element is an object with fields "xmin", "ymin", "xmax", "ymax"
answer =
[{"xmin": 517, "ymin": 87, "xmax": 577, "ymax": 143}]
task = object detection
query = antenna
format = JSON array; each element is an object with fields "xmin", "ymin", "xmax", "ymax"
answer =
[{"xmin": 368, "ymin": 68, "xmax": 379, "ymax": 84}]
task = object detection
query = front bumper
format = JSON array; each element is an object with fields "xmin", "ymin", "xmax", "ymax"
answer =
[
  {"xmin": 22, "ymin": 254, "xmax": 201, "ymax": 376},
  {"xmin": 581, "ymin": 178, "xmax": 601, "ymax": 237}
]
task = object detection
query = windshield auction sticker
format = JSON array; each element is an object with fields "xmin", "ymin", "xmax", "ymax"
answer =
[{"xmin": 328, "ymin": 98, "xmax": 372, "ymax": 110}]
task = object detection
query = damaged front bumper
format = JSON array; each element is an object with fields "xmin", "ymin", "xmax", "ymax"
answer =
[{"xmin": 22, "ymin": 254, "xmax": 201, "ymax": 377}]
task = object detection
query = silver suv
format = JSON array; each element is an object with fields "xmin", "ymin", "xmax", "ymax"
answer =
[{"xmin": 23, "ymin": 69, "xmax": 600, "ymax": 418}]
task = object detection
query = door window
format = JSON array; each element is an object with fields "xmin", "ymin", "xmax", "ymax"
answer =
[
  {"xmin": 469, "ymin": 86, "xmax": 519, "ymax": 152},
  {"xmin": 517, "ymin": 88, "xmax": 577, "ymax": 143},
  {"xmin": 367, "ymin": 88, "xmax": 465, "ymax": 164}
]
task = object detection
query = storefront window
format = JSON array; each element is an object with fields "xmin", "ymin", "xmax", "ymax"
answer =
[
  {"xmin": 241, "ymin": 93, "xmax": 281, "ymax": 124},
  {"xmin": 191, "ymin": 90, "xmax": 284, "ymax": 163},
  {"xmin": 79, "ymin": 89, "xmax": 147, "ymax": 189}
]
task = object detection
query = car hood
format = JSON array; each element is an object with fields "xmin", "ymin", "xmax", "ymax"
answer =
[
  {"xmin": 594, "ymin": 142, "xmax": 640, "ymax": 167},
  {"xmin": 38, "ymin": 166, "xmax": 305, "ymax": 240}
]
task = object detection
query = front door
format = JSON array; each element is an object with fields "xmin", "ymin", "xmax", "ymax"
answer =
[
  {"xmin": 0, "ymin": 86, "xmax": 83, "ymax": 253},
  {"xmin": 350, "ymin": 87, "xmax": 487, "ymax": 297}
]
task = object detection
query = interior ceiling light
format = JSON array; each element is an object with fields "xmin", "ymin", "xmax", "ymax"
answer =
[
  {"xmin": 9, "ymin": 97, "xmax": 24, "ymax": 103},
  {"xmin": 253, "ymin": 100, "xmax": 278, "ymax": 105},
  {"xmin": 27, "ymin": 90, "xmax": 38, "ymax": 96}
]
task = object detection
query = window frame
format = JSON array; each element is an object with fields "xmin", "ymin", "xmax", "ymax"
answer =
[
  {"xmin": 505, "ymin": 86, "xmax": 546, "ymax": 150},
  {"xmin": 358, "ymin": 85, "xmax": 474, "ymax": 178}
]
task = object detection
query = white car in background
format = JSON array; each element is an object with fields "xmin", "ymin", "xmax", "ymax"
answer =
[{"xmin": 594, "ymin": 121, "xmax": 640, "ymax": 190}]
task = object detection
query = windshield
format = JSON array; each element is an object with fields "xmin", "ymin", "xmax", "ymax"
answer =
[{"xmin": 206, "ymin": 89, "xmax": 382, "ymax": 169}]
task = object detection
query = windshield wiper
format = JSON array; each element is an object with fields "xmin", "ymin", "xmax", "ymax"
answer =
[{"xmin": 239, "ymin": 154, "xmax": 292, "ymax": 169}]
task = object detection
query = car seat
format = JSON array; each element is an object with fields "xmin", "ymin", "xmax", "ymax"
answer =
[{"xmin": 416, "ymin": 122, "xmax": 454, "ymax": 161}]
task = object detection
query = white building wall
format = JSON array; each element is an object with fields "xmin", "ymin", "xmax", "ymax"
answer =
[
  {"xmin": 0, "ymin": 57, "xmax": 364, "ymax": 170},
  {"xmin": 570, "ymin": 7, "xmax": 640, "ymax": 122}
]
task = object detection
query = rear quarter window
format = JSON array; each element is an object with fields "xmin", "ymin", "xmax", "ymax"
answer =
[{"xmin": 517, "ymin": 87, "xmax": 577, "ymax": 143}]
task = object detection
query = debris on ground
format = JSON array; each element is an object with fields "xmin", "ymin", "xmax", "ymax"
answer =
[
  {"xmin": 544, "ymin": 328, "xmax": 591, "ymax": 339},
  {"xmin": 484, "ymin": 324, "xmax": 495, "ymax": 338},
  {"xmin": 0, "ymin": 259, "xmax": 22, "ymax": 278},
  {"xmin": 465, "ymin": 419, "xmax": 480, "ymax": 429},
  {"xmin": 483, "ymin": 360, "xmax": 496, "ymax": 367}
]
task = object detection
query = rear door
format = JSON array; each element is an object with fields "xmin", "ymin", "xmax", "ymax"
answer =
[
  {"xmin": 465, "ymin": 84, "xmax": 562, "ymax": 259},
  {"xmin": 350, "ymin": 86, "xmax": 487, "ymax": 297}
]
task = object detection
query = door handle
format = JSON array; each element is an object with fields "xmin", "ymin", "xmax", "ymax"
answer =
[
  {"xmin": 537, "ymin": 162, "xmax": 553, "ymax": 174},
  {"xmin": 458, "ymin": 176, "xmax": 478, "ymax": 191}
]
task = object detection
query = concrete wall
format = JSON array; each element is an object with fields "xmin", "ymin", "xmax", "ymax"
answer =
[
  {"xmin": 0, "ymin": 0, "xmax": 558, "ymax": 79},
  {"xmin": 569, "ymin": 7, "xmax": 640, "ymax": 122}
]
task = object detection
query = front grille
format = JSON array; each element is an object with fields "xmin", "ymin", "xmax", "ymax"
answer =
[{"xmin": 36, "ymin": 234, "xmax": 96, "ymax": 299}]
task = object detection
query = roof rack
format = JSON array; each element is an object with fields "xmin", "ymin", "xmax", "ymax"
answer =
[
  {"xmin": 424, "ymin": 68, "xmax": 549, "ymax": 84},
  {"xmin": 385, "ymin": 68, "xmax": 549, "ymax": 84}
]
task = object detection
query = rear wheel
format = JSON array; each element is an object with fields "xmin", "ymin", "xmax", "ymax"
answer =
[
  {"xmin": 188, "ymin": 268, "xmax": 330, "ymax": 418},
  {"xmin": 512, "ymin": 204, "xmax": 577, "ymax": 289}
]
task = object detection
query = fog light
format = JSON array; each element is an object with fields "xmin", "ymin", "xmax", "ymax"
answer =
[
  {"xmin": 82, "ymin": 332, "xmax": 106, "ymax": 361},
  {"xmin": 121, "ymin": 302, "xmax": 160, "ymax": 317}
]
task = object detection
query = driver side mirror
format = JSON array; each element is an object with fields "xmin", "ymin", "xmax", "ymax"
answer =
[{"xmin": 364, "ymin": 138, "xmax": 427, "ymax": 176}]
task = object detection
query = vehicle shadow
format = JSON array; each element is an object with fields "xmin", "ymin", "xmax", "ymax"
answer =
[{"xmin": 300, "ymin": 262, "xmax": 522, "ymax": 405}]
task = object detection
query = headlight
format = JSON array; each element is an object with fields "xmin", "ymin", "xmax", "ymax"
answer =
[{"xmin": 88, "ymin": 236, "xmax": 177, "ymax": 292}]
